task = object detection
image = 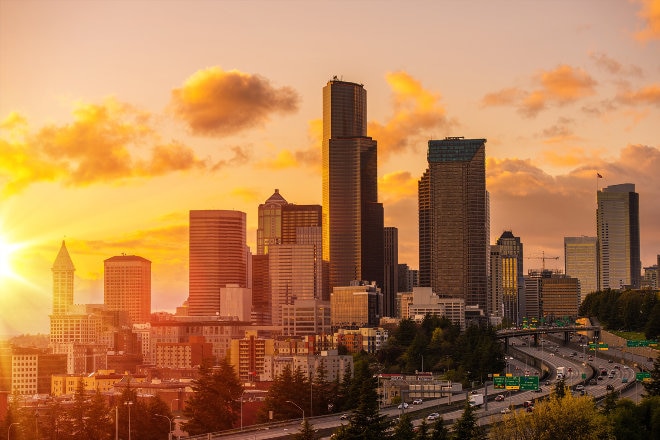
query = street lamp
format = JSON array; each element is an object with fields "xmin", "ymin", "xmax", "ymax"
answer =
[
  {"xmin": 155, "ymin": 414, "xmax": 173, "ymax": 440},
  {"xmin": 240, "ymin": 390, "xmax": 248, "ymax": 431},
  {"xmin": 124, "ymin": 401, "xmax": 134, "ymax": 440},
  {"xmin": 285, "ymin": 400, "xmax": 305, "ymax": 420},
  {"xmin": 8, "ymin": 423, "xmax": 19, "ymax": 440}
]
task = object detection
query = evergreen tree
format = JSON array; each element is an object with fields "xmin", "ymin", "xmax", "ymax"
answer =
[
  {"xmin": 601, "ymin": 389, "xmax": 619, "ymax": 415},
  {"xmin": 182, "ymin": 359, "xmax": 243, "ymax": 435},
  {"xmin": 391, "ymin": 414, "xmax": 415, "ymax": 440},
  {"xmin": 415, "ymin": 419, "xmax": 430, "ymax": 440},
  {"xmin": 643, "ymin": 356, "xmax": 660, "ymax": 397},
  {"xmin": 452, "ymin": 400, "xmax": 485, "ymax": 440},
  {"xmin": 293, "ymin": 419, "xmax": 318, "ymax": 440},
  {"xmin": 429, "ymin": 417, "xmax": 450, "ymax": 440},
  {"xmin": 554, "ymin": 378, "xmax": 566, "ymax": 399}
]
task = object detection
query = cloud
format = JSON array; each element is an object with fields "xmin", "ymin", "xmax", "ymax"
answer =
[
  {"xmin": 634, "ymin": 0, "xmax": 660, "ymax": 42},
  {"xmin": 368, "ymin": 71, "xmax": 451, "ymax": 160},
  {"xmin": 379, "ymin": 171, "xmax": 418, "ymax": 202},
  {"xmin": 616, "ymin": 84, "xmax": 660, "ymax": 107},
  {"xmin": 230, "ymin": 187, "xmax": 262, "ymax": 203},
  {"xmin": 170, "ymin": 67, "xmax": 299, "ymax": 137},
  {"xmin": 0, "ymin": 99, "xmax": 212, "ymax": 196},
  {"xmin": 538, "ymin": 146, "xmax": 606, "ymax": 168},
  {"xmin": 589, "ymin": 52, "xmax": 643, "ymax": 77},
  {"xmin": 482, "ymin": 65, "xmax": 597, "ymax": 117}
]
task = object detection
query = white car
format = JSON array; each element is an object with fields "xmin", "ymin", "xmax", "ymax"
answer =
[
  {"xmin": 397, "ymin": 402, "xmax": 409, "ymax": 409},
  {"xmin": 500, "ymin": 407, "xmax": 511, "ymax": 414},
  {"xmin": 427, "ymin": 412, "xmax": 440, "ymax": 420},
  {"xmin": 413, "ymin": 398, "xmax": 423, "ymax": 405}
]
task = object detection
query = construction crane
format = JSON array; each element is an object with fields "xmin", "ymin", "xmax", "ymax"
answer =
[{"xmin": 526, "ymin": 250, "xmax": 559, "ymax": 271}]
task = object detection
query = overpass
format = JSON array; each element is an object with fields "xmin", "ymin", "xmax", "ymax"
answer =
[{"xmin": 496, "ymin": 325, "xmax": 601, "ymax": 350}]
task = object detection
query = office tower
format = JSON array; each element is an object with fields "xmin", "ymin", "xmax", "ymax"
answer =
[
  {"xmin": 383, "ymin": 227, "xmax": 398, "ymax": 317},
  {"xmin": 103, "ymin": 255, "xmax": 151, "ymax": 324},
  {"xmin": 322, "ymin": 78, "xmax": 384, "ymax": 289},
  {"xmin": 269, "ymin": 241, "xmax": 322, "ymax": 327},
  {"xmin": 189, "ymin": 210, "xmax": 247, "ymax": 316},
  {"xmin": 523, "ymin": 270, "xmax": 579, "ymax": 319},
  {"xmin": 497, "ymin": 231, "xmax": 524, "ymax": 325},
  {"xmin": 330, "ymin": 281, "xmax": 382, "ymax": 328},
  {"xmin": 251, "ymin": 254, "xmax": 271, "ymax": 325},
  {"xmin": 52, "ymin": 241, "xmax": 75, "ymax": 316},
  {"xmin": 564, "ymin": 236, "xmax": 598, "ymax": 303},
  {"xmin": 418, "ymin": 137, "xmax": 489, "ymax": 315},
  {"xmin": 597, "ymin": 183, "xmax": 641, "ymax": 290},
  {"xmin": 281, "ymin": 204, "xmax": 322, "ymax": 245},
  {"xmin": 257, "ymin": 189, "xmax": 288, "ymax": 255}
]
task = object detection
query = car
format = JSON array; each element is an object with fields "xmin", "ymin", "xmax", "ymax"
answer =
[
  {"xmin": 397, "ymin": 402, "xmax": 409, "ymax": 409},
  {"xmin": 526, "ymin": 405, "xmax": 534, "ymax": 412},
  {"xmin": 608, "ymin": 359, "xmax": 613, "ymax": 363},
  {"xmin": 622, "ymin": 377, "xmax": 629, "ymax": 383},
  {"xmin": 614, "ymin": 365, "xmax": 621, "ymax": 370},
  {"xmin": 500, "ymin": 407, "xmax": 511, "ymax": 414},
  {"xmin": 339, "ymin": 414, "xmax": 349, "ymax": 420},
  {"xmin": 606, "ymin": 384, "xmax": 614, "ymax": 390},
  {"xmin": 471, "ymin": 390, "xmax": 479, "ymax": 394},
  {"xmin": 589, "ymin": 379, "xmax": 598, "ymax": 385},
  {"xmin": 427, "ymin": 412, "xmax": 440, "ymax": 421},
  {"xmin": 533, "ymin": 387, "xmax": 543, "ymax": 393},
  {"xmin": 391, "ymin": 417, "xmax": 400, "ymax": 425},
  {"xmin": 494, "ymin": 394, "xmax": 505, "ymax": 402},
  {"xmin": 545, "ymin": 381, "xmax": 550, "ymax": 386},
  {"xmin": 413, "ymin": 398, "xmax": 423, "ymax": 405},
  {"xmin": 575, "ymin": 384, "xmax": 585, "ymax": 391}
]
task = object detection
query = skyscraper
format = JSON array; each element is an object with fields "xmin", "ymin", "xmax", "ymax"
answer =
[
  {"xmin": 383, "ymin": 227, "xmax": 398, "ymax": 317},
  {"xmin": 189, "ymin": 210, "xmax": 247, "ymax": 316},
  {"xmin": 256, "ymin": 189, "xmax": 288, "ymax": 255},
  {"xmin": 52, "ymin": 241, "xmax": 75, "ymax": 316},
  {"xmin": 597, "ymin": 183, "xmax": 641, "ymax": 290},
  {"xmin": 564, "ymin": 236, "xmax": 598, "ymax": 303},
  {"xmin": 104, "ymin": 255, "xmax": 151, "ymax": 324},
  {"xmin": 496, "ymin": 231, "xmax": 523, "ymax": 325},
  {"xmin": 418, "ymin": 137, "xmax": 489, "ymax": 315},
  {"xmin": 322, "ymin": 78, "xmax": 383, "ymax": 289}
]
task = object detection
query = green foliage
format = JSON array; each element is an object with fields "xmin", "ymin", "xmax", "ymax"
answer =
[
  {"xmin": 643, "ymin": 356, "xmax": 660, "ymax": 397},
  {"xmin": 182, "ymin": 359, "xmax": 243, "ymax": 435},
  {"xmin": 580, "ymin": 289, "xmax": 659, "ymax": 332},
  {"xmin": 293, "ymin": 419, "xmax": 319, "ymax": 440},
  {"xmin": 452, "ymin": 400, "xmax": 485, "ymax": 440},
  {"xmin": 644, "ymin": 301, "xmax": 660, "ymax": 340},
  {"xmin": 429, "ymin": 417, "xmax": 450, "ymax": 440},
  {"xmin": 391, "ymin": 414, "xmax": 415, "ymax": 440},
  {"xmin": 553, "ymin": 378, "xmax": 566, "ymax": 399}
]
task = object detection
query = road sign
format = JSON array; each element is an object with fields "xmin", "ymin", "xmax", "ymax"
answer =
[
  {"xmin": 520, "ymin": 376, "xmax": 539, "ymax": 391},
  {"xmin": 636, "ymin": 372, "xmax": 651, "ymax": 382},
  {"xmin": 588, "ymin": 343, "xmax": 609, "ymax": 350},
  {"xmin": 505, "ymin": 376, "xmax": 520, "ymax": 390},
  {"xmin": 494, "ymin": 376, "xmax": 506, "ymax": 389},
  {"xmin": 582, "ymin": 373, "xmax": 587, "ymax": 379},
  {"xmin": 627, "ymin": 340, "xmax": 658, "ymax": 347}
]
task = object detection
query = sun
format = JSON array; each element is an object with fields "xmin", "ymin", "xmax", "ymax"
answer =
[{"xmin": 0, "ymin": 235, "xmax": 22, "ymax": 281}]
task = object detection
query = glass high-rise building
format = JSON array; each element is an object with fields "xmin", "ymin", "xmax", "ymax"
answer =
[
  {"xmin": 597, "ymin": 183, "xmax": 641, "ymax": 290},
  {"xmin": 383, "ymin": 227, "xmax": 399, "ymax": 317},
  {"xmin": 564, "ymin": 236, "xmax": 598, "ymax": 302},
  {"xmin": 497, "ymin": 231, "xmax": 523, "ymax": 325},
  {"xmin": 322, "ymin": 78, "xmax": 383, "ymax": 289},
  {"xmin": 51, "ymin": 240, "xmax": 75, "ymax": 316},
  {"xmin": 104, "ymin": 255, "xmax": 151, "ymax": 324},
  {"xmin": 189, "ymin": 210, "xmax": 247, "ymax": 316},
  {"xmin": 418, "ymin": 137, "xmax": 489, "ymax": 315},
  {"xmin": 256, "ymin": 189, "xmax": 288, "ymax": 255}
]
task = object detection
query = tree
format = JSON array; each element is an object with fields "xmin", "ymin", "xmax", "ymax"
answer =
[
  {"xmin": 452, "ymin": 400, "xmax": 485, "ymax": 440},
  {"xmin": 429, "ymin": 417, "xmax": 450, "ymax": 440},
  {"xmin": 293, "ymin": 419, "xmax": 318, "ymax": 440},
  {"xmin": 601, "ymin": 389, "xmax": 620, "ymax": 415},
  {"xmin": 553, "ymin": 378, "xmax": 566, "ymax": 399},
  {"xmin": 182, "ymin": 359, "xmax": 243, "ymax": 435},
  {"xmin": 331, "ymin": 360, "xmax": 389, "ymax": 440},
  {"xmin": 609, "ymin": 398, "xmax": 645, "ymax": 440},
  {"xmin": 391, "ymin": 414, "xmax": 415, "ymax": 440},
  {"xmin": 642, "ymin": 356, "xmax": 660, "ymax": 397},
  {"xmin": 414, "ymin": 419, "xmax": 430, "ymax": 440}
]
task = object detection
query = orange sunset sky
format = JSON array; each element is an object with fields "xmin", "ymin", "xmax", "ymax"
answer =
[{"xmin": 1, "ymin": 0, "xmax": 659, "ymax": 336}]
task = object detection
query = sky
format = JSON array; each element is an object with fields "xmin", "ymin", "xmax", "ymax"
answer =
[{"xmin": 1, "ymin": 0, "xmax": 659, "ymax": 336}]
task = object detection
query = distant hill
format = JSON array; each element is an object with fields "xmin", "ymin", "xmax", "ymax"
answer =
[{"xmin": 5, "ymin": 333, "xmax": 50, "ymax": 348}]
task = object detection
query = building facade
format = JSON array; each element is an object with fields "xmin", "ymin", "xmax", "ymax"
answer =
[
  {"xmin": 564, "ymin": 236, "xmax": 598, "ymax": 303},
  {"xmin": 189, "ymin": 210, "xmax": 248, "ymax": 316},
  {"xmin": 51, "ymin": 241, "xmax": 75, "ymax": 316},
  {"xmin": 257, "ymin": 189, "xmax": 288, "ymax": 255},
  {"xmin": 322, "ymin": 78, "xmax": 383, "ymax": 290},
  {"xmin": 597, "ymin": 183, "xmax": 641, "ymax": 290},
  {"xmin": 104, "ymin": 255, "xmax": 152, "ymax": 324},
  {"xmin": 383, "ymin": 227, "xmax": 399, "ymax": 318},
  {"xmin": 419, "ymin": 137, "xmax": 489, "ymax": 316},
  {"xmin": 330, "ymin": 281, "xmax": 382, "ymax": 329}
]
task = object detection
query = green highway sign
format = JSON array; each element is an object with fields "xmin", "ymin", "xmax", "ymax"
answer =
[
  {"xmin": 505, "ymin": 376, "xmax": 520, "ymax": 390},
  {"xmin": 636, "ymin": 372, "xmax": 651, "ymax": 381},
  {"xmin": 520, "ymin": 376, "xmax": 539, "ymax": 391},
  {"xmin": 588, "ymin": 343, "xmax": 609, "ymax": 350},
  {"xmin": 582, "ymin": 373, "xmax": 587, "ymax": 379},
  {"xmin": 627, "ymin": 340, "xmax": 658, "ymax": 347},
  {"xmin": 494, "ymin": 376, "xmax": 506, "ymax": 389}
]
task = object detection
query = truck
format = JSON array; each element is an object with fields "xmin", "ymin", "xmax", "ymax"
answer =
[
  {"xmin": 468, "ymin": 393, "xmax": 484, "ymax": 407},
  {"xmin": 556, "ymin": 366, "xmax": 565, "ymax": 379}
]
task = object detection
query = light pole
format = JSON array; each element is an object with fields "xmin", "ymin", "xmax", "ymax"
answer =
[
  {"xmin": 285, "ymin": 400, "xmax": 304, "ymax": 420},
  {"xmin": 124, "ymin": 401, "xmax": 134, "ymax": 440},
  {"xmin": 240, "ymin": 390, "xmax": 247, "ymax": 431},
  {"xmin": 8, "ymin": 422, "xmax": 19, "ymax": 440},
  {"xmin": 155, "ymin": 414, "xmax": 173, "ymax": 440}
]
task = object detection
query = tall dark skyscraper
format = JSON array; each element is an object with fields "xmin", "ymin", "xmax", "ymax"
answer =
[
  {"xmin": 418, "ymin": 137, "xmax": 489, "ymax": 315},
  {"xmin": 322, "ymin": 78, "xmax": 383, "ymax": 289},
  {"xmin": 383, "ymin": 227, "xmax": 399, "ymax": 317},
  {"xmin": 597, "ymin": 183, "xmax": 641, "ymax": 290},
  {"xmin": 495, "ymin": 231, "xmax": 523, "ymax": 325}
]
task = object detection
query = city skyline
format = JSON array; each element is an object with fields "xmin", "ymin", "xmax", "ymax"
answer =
[{"xmin": 1, "ymin": 1, "xmax": 659, "ymax": 335}]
